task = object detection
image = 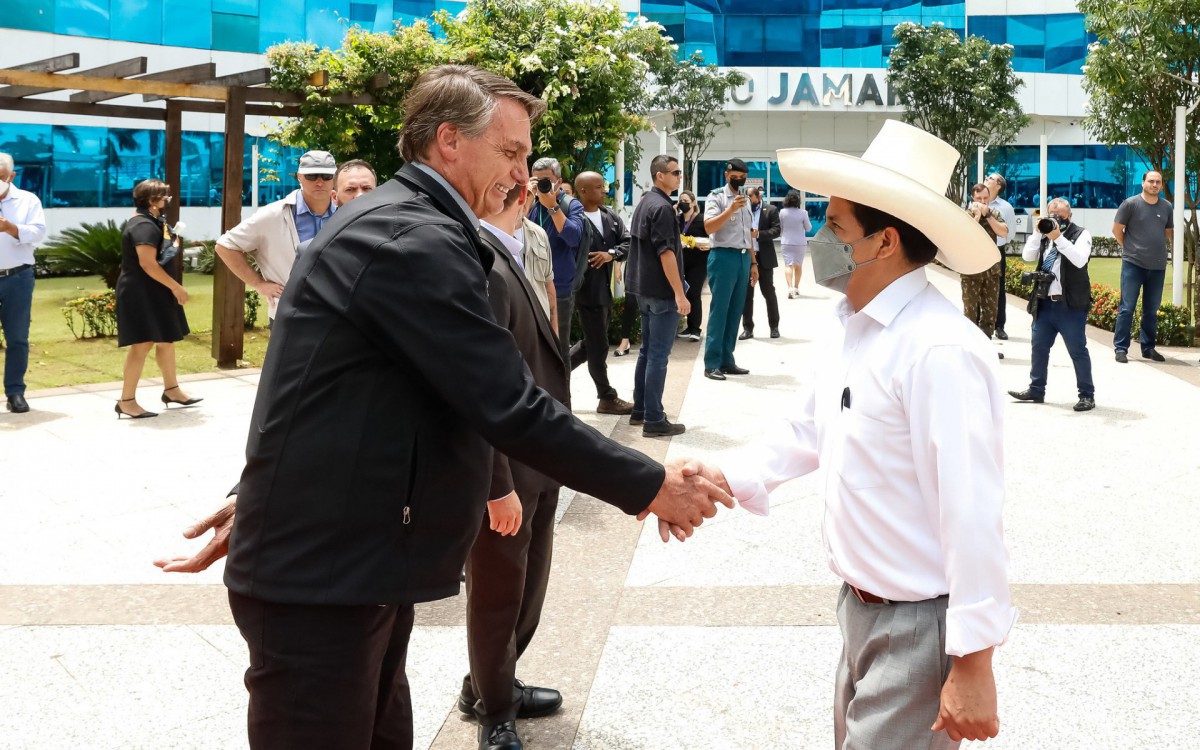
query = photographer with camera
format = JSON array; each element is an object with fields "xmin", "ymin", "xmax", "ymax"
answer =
[
  {"xmin": 1008, "ymin": 198, "xmax": 1095, "ymax": 412},
  {"xmin": 961, "ymin": 183, "xmax": 1008, "ymax": 346},
  {"xmin": 528, "ymin": 157, "xmax": 586, "ymax": 366}
]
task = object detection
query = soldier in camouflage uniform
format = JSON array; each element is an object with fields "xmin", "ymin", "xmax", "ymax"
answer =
[{"xmin": 961, "ymin": 183, "xmax": 1008, "ymax": 336}]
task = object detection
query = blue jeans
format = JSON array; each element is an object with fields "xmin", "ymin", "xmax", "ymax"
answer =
[
  {"xmin": 1113, "ymin": 260, "xmax": 1166, "ymax": 354},
  {"xmin": 1029, "ymin": 299, "xmax": 1093, "ymax": 399},
  {"xmin": 0, "ymin": 266, "xmax": 35, "ymax": 396},
  {"xmin": 704, "ymin": 248, "xmax": 751, "ymax": 370},
  {"xmin": 632, "ymin": 296, "xmax": 681, "ymax": 424}
]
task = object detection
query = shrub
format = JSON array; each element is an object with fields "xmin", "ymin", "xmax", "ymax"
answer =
[
  {"xmin": 62, "ymin": 290, "xmax": 117, "ymax": 339},
  {"xmin": 195, "ymin": 241, "xmax": 218, "ymax": 274},
  {"xmin": 1091, "ymin": 236, "xmax": 1120, "ymax": 257},
  {"xmin": 244, "ymin": 290, "xmax": 261, "ymax": 329},
  {"xmin": 41, "ymin": 220, "xmax": 126, "ymax": 289}
]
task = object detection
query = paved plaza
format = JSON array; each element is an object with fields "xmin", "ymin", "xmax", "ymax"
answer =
[{"xmin": 2, "ymin": 264, "xmax": 1199, "ymax": 749}]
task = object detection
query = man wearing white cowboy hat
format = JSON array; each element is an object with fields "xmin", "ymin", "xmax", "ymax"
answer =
[{"xmin": 674, "ymin": 120, "xmax": 1017, "ymax": 748}]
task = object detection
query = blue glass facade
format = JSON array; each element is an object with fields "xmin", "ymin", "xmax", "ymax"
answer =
[
  {"xmin": 0, "ymin": 123, "xmax": 305, "ymax": 208},
  {"xmin": 968, "ymin": 14, "xmax": 1097, "ymax": 74}
]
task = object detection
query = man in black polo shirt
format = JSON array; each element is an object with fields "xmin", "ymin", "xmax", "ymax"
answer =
[{"xmin": 626, "ymin": 155, "xmax": 688, "ymax": 437}]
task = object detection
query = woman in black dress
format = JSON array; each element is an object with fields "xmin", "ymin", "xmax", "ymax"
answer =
[{"xmin": 115, "ymin": 179, "xmax": 200, "ymax": 418}]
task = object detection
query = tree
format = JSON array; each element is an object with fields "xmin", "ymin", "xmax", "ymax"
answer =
[
  {"xmin": 652, "ymin": 52, "xmax": 748, "ymax": 193},
  {"xmin": 887, "ymin": 22, "xmax": 1029, "ymax": 206},
  {"xmin": 1078, "ymin": 0, "xmax": 1200, "ymax": 318},
  {"xmin": 265, "ymin": 0, "xmax": 675, "ymax": 178}
]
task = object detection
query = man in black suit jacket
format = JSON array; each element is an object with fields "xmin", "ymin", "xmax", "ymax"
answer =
[
  {"xmin": 161, "ymin": 66, "xmax": 732, "ymax": 750},
  {"xmin": 462, "ymin": 184, "xmax": 571, "ymax": 750},
  {"xmin": 741, "ymin": 187, "xmax": 782, "ymax": 339},
  {"xmin": 571, "ymin": 171, "xmax": 634, "ymax": 415}
]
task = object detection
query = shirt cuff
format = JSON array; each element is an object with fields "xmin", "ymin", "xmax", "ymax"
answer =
[
  {"xmin": 717, "ymin": 458, "xmax": 771, "ymax": 516},
  {"xmin": 945, "ymin": 597, "xmax": 1020, "ymax": 657}
]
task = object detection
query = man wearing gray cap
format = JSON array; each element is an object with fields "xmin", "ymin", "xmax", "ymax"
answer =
[{"xmin": 215, "ymin": 150, "xmax": 337, "ymax": 320}]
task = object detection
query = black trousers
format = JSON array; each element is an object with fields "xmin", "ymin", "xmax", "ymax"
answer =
[
  {"xmin": 229, "ymin": 590, "xmax": 416, "ymax": 750},
  {"xmin": 574, "ymin": 304, "xmax": 617, "ymax": 399},
  {"xmin": 742, "ymin": 265, "xmax": 780, "ymax": 331},
  {"xmin": 462, "ymin": 488, "xmax": 560, "ymax": 725},
  {"xmin": 682, "ymin": 247, "xmax": 708, "ymax": 333},
  {"xmin": 555, "ymin": 294, "xmax": 575, "ymax": 365},
  {"xmin": 996, "ymin": 251, "xmax": 1008, "ymax": 330},
  {"xmin": 616, "ymin": 292, "xmax": 639, "ymax": 340}
]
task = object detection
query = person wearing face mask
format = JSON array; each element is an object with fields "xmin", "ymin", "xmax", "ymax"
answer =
[
  {"xmin": 685, "ymin": 121, "xmax": 1017, "ymax": 750},
  {"xmin": 1009, "ymin": 197, "xmax": 1095, "ymax": 412},
  {"xmin": 740, "ymin": 187, "xmax": 781, "ymax": 339},
  {"xmin": 701, "ymin": 158, "xmax": 757, "ymax": 380},
  {"xmin": 676, "ymin": 190, "xmax": 708, "ymax": 341}
]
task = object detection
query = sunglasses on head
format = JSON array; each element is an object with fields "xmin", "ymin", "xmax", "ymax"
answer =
[{"xmin": 302, "ymin": 173, "xmax": 333, "ymax": 182}]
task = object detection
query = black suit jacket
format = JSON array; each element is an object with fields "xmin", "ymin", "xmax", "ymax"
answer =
[
  {"xmin": 755, "ymin": 203, "xmax": 781, "ymax": 270},
  {"xmin": 224, "ymin": 164, "xmax": 664, "ymax": 606},
  {"xmin": 480, "ymin": 228, "xmax": 569, "ymax": 497},
  {"xmin": 575, "ymin": 206, "xmax": 630, "ymax": 307}
]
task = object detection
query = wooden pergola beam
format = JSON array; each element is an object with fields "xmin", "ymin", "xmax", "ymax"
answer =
[
  {"xmin": 0, "ymin": 96, "xmax": 168, "ymax": 120},
  {"xmin": 214, "ymin": 87, "xmax": 249, "ymax": 367},
  {"xmin": 4, "ymin": 54, "xmax": 80, "ymax": 74},
  {"xmin": 245, "ymin": 88, "xmax": 380, "ymax": 105},
  {"xmin": 0, "ymin": 68, "xmax": 228, "ymax": 102},
  {"xmin": 71, "ymin": 62, "xmax": 219, "ymax": 104},
  {"xmin": 143, "ymin": 68, "xmax": 271, "ymax": 102},
  {"xmin": 0, "ymin": 57, "xmax": 148, "ymax": 99}
]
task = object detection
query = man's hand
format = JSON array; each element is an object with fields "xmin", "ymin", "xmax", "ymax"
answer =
[
  {"xmin": 731, "ymin": 195, "xmax": 748, "ymax": 212},
  {"xmin": 536, "ymin": 186, "xmax": 559, "ymax": 209},
  {"xmin": 931, "ymin": 648, "xmax": 1000, "ymax": 743},
  {"xmin": 675, "ymin": 293, "xmax": 691, "ymax": 317},
  {"xmin": 252, "ymin": 280, "xmax": 285, "ymax": 300},
  {"xmin": 1047, "ymin": 226, "xmax": 1062, "ymax": 242},
  {"xmin": 588, "ymin": 251, "xmax": 614, "ymax": 269},
  {"xmin": 751, "ymin": 228, "xmax": 759, "ymax": 239},
  {"xmin": 636, "ymin": 458, "xmax": 734, "ymax": 542},
  {"xmin": 488, "ymin": 491, "xmax": 523, "ymax": 537},
  {"xmin": 154, "ymin": 499, "xmax": 236, "ymax": 573},
  {"xmin": 750, "ymin": 264, "xmax": 760, "ymax": 287}
]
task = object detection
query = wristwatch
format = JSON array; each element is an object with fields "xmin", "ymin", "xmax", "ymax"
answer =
[{"xmin": 547, "ymin": 205, "xmax": 561, "ymax": 215}]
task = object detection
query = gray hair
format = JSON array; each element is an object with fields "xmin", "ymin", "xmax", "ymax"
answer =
[
  {"xmin": 397, "ymin": 65, "xmax": 546, "ymax": 164},
  {"xmin": 0, "ymin": 152, "xmax": 13, "ymax": 172},
  {"xmin": 1047, "ymin": 197, "xmax": 1072, "ymax": 216},
  {"xmin": 986, "ymin": 173, "xmax": 1006, "ymax": 191},
  {"xmin": 531, "ymin": 157, "xmax": 562, "ymax": 178}
]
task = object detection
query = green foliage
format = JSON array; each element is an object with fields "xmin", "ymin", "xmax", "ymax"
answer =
[
  {"xmin": 62, "ymin": 289, "xmax": 117, "ymax": 339},
  {"xmin": 652, "ymin": 52, "xmax": 748, "ymax": 192},
  {"xmin": 41, "ymin": 220, "xmax": 125, "ymax": 290},
  {"xmin": 194, "ymin": 240, "xmax": 218, "ymax": 274},
  {"xmin": 1091, "ymin": 236, "xmax": 1121, "ymax": 257},
  {"xmin": 244, "ymin": 290, "xmax": 262, "ymax": 330},
  {"xmin": 887, "ymin": 23, "xmax": 1029, "ymax": 205},
  {"xmin": 265, "ymin": 0, "xmax": 675, "ymax": 178}
]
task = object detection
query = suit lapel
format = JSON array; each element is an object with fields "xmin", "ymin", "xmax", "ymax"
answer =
[{"xmin": 478, "ymin": 229, "xmax": 562, "ymax": 358}]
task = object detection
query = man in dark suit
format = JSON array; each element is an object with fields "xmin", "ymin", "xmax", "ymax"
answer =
[
  {"xmin": 570, "ymin": 170, "xmax": 634, "ymax": 415},
  {"xmin": 463, "ymin": 183, "xmax": 570, "ymax": 750},
  {"xmin": 156, "ymin": 66, "xmax": 731, "ymax": 750},
  {"xmin": 741, "ymin": 187, "xmax": 782, "ymax": 339}
]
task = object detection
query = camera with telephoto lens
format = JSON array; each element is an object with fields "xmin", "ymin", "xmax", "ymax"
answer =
[
  {"xmin": 1021, "ymin": 270, "xmax": 1055, "ymax": 299},
  {"xmin": 536, "ymin": 177, "xmax": 554, "ymax": 194},
  {"xmin": 1036, "ymin": 215, "xmax": 1067, "ymax": 234}
]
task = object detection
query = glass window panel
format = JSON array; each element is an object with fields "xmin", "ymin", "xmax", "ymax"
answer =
[
  {"xmin": 8, "ymin": 0, "xmax": 56, "ymax": 32},
  {"xmin": 177, "ymin": 132, "xmax": 213, "ymax": 208},
  {"xmin": 212, "ymin": 11, "xmax": 260, "ymax": 52},
  {"xmin": 105, "ymin": 129, "xmax": 165, "ymax": 208},
  {"xmin": 111, "ymin": 0, "xmax": 163, "ymax": 44},
  {"xmin": 765, "ymin": 15, "xmax": 819, "ymax": 65},
  {"xmin": 259, "ymin": 0, "xmax": 305, "ymax": 47},
  {"xmin": 307, "ymin": 0, "xmax": 350, "ymax": 48},
  {"xmin": 723, "ymin": 15, "xmax": 765, "ymax": 54},
  {"xmin": 212, "ymin": 0, "xmax": 256, "ymax": 15},
  {"xmin": 164, "ymin": 0, "xmax": 211, "ymax": 48},
  {"xmin": 51, "ymin": 126, "xmax": 106, "ymax": 208},
  {"xmin": 55, "ymin": 0, "xmax": 110, "ymax": 38},
  {"xmin": 644, "ymin": 12, "xmax": 685, "ymax": 48},
  {"xmin": 642, "ymin": 0, "xmax": 684, "ymax": 12},
  {"xmin": 0, "ymin": 124, "xmax": 54, "ymax": 198}
]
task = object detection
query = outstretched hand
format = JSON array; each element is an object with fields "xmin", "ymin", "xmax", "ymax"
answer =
[
  {"xmin": 635, "ymin": 458, "xmax": 735, "ymax": 542},
  {"xmin": 153, "ymin": 499, "xmax": 236, "ymax": 573}
]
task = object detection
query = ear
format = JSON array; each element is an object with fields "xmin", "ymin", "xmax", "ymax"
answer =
[
  {"xmin": 433, "ymin": 122, "xmax": 461, "ymax": 161},
  {"xmin": 876, "ymin": 226, "xmax": 905, "ymax": 261}
]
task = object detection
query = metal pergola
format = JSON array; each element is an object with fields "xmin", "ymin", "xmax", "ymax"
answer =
[{"xmin": 0, "ymin": 54, "xmax": 383, "ymax": 365}]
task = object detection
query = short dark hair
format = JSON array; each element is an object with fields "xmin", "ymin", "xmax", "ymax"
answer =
[
  {"xmin": 650, "ymin": 154, "xmax": 678, "ymax": 178},
  {"xmin": 133, "ymin": 179, "xmax": 170, "ymax": 210},
  {"xmin": 1143, "ymin": 170, "xmax": 1162, "ymax": 181},
  {"xmin": 970, "ymin": 182, "xmax": 989, "ymax": 196},
  {"xmin": 335, "ymin": 159, "xmax": 376, "ymax": 185},
  {"xmin": 848, "ymin": 201, "xmax": 938, "ymax": 266},
  {"xmin": 783, "ymin": 190, "xmax": 803, "ymax": 209}
]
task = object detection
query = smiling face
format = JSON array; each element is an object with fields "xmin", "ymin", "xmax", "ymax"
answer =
[{"xmin": 437, "ymin": 97, "xmax": 533, "ymax": 218}]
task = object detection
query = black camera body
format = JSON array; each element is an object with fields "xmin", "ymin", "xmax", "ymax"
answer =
[
  {"xmin": 1022, "ymin": 270, "xmax": 1055, "ymax": 299},
  {"xmin": 1036, "ymin": 215, "xmax": 1067, "ymax": 234},
  {"xmin": 536, "ymin": 177, "xmax": 555, "ymax": 194}
]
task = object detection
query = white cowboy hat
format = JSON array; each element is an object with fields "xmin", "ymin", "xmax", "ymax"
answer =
[{"xmin": 776, "ymin": 120, "xmax": 996, "ymax": 275}]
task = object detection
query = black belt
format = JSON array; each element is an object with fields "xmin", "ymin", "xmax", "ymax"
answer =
[
  {"xmin": 0, "ymin": 263, "xmax": 32, "ymax": 277},
  {"xmin": 1047, "ymin": 294, "xmax": 1063, "ymax": 302}
]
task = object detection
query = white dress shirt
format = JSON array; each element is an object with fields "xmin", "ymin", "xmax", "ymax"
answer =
[
  {"xmin": 480, "ymin": 220, "xmax": 524, "ymax": 271},
  {"xmin": 0, "ymin": 184, "xmax": 47, "ymax": 269},
  {"xmin": 988, "ymin": 196, "xmax": 1017, "ymax": 248},
  {"xmin": 1022, "ymin": 225, "xmax": 1092, "ymax": 297},
  {"xmin": 719, "ymin": 268, "xmax": 1017, "ymax": 657}
]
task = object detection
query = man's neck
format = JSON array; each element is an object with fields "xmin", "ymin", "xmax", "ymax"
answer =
[
  {"xmin": 302, "ymin": 193, "xmax": 331, "ymax": 215},
  {"xmin": 1142, "ymin": 191, "xmax": 1159, "ymax": 203},
  {"xmin": 582, "ymin": 203, "xmax": 602, "ymax": 213},
  {"xmin": 489, "ymin": 214, "xmax": 521, "ymax": 235}
]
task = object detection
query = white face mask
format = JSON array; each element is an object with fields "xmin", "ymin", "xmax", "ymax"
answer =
[{"xmin": 807, "ymin": 225, "xmax": 881, "ymax": 294}]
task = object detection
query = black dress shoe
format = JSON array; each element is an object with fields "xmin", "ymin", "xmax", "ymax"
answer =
[
  {"xmin": 720, "ymin": 365, "xmax": 750, "ymax": 375},
  {"xmin": 1008, "ymin": 389, "xmax": 1044, "ymax": 403},
  {"xmin": 738, "ymin": 329, "xmax": 754, "ymax": 340},
  {"xmin": 1074, "ymin": 397, "xmax": 1096, "ymax": 412},
  {"xmin": 1115, "ymin": 351, "xmax": 1128, "ymax": 363},
  {"xmin": 479, "ymin": 720, "xmax": 521, "ymax": 750},
  {"xmin": 629, "ymin": 413, "xmax": 644, "ymax": 426},
  {"xmin": 704, "ymin": 369, "xmax": 726, "ymax": 381},
  {"xmin": 643, "ymin": 418, "xmax": 686, "ymax": 437},
  {"xmin": 770, "ymin": 328, "xmax": 780, "ymax": 338},
  {"xmin": 514, "ymin": 679, "xmax": 562, "ymax": 718},
  {"xmin": 1142, "ymin": 349, "xmax": 1166, "ymax": 362},
  {"xmin": 994, "ymin": 328, "xmax": 1009, "ymax": 340},
  {"xmin": 5, "ymin": 394, "xmax": 30, "ymax": 413}
]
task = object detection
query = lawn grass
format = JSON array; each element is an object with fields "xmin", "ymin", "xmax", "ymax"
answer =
[
  {"xmin": 18, "ymin": 274, "xmax": 270, "ymax": 391},
  {"xmin": 1008, "ymin": 256, "xmax": 1185, "ymax": 299}
]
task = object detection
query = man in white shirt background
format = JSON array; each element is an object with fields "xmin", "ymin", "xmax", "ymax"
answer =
[
  {"xmin": 984, "ymin": 172, "xmax": 1018, "ymax": 340},
  {"xmin": 676, "ymin": 121, "xmax": 1016, "ymax": 749},
  {"xmin": 0, "ymin": 152, "xmax": 47, "ymax": 414}
]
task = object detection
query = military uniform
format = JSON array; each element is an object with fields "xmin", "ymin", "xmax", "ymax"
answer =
[{"xmin": 961, "ymin": 206, "xmax": 1006, "ymax": 335}]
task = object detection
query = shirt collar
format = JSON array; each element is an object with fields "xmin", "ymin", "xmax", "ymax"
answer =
[
  {"xmin": 480, "ymin": 221, "xmax": 522, "ymax": 256},
  {"xmin": 294, "ymin": 192, "xmax": 334, "ymax": 219},
  {"xmin": 413, "ymin": 162, "xmax": 479, "ymax": 228},
  {"xmin": 837, "ymin": 266, "xmax": 929, "ymax": 329}
]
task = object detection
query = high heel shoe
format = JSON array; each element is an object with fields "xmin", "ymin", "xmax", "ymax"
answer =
[
  {"xmin": 161, "ymin": 386, "xmax": 203, "ymax": 408},
  {"xmin": 614, "ymin": 345, "xmax": 631, "ymax": 357},
  {"xmin": 115, "ymin": 398, "xmax": 158, "ymax": 419}
]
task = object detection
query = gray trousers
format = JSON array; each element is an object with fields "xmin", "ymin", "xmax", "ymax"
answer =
[{"xmin": 834, "ymin": 584, "xmax": 959, "ymax": 750}]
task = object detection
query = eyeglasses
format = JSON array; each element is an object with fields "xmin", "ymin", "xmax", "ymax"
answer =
[
  {"xmin": 302, "ymin": 174, "xmax": 333, "ymax": 182},
  {"xmin": 666, "ymin": 169, "xmax": 683, "ymax": 177}
]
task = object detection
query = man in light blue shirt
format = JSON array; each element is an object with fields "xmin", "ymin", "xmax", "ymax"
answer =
[
  {"xmin": 0, "ymin": 152, "xmax": 47, "ymax": 413},
  {"xmin": 702, "ymin": 158, "xmax": 759, "ymax": 380}
]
